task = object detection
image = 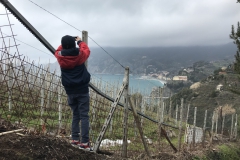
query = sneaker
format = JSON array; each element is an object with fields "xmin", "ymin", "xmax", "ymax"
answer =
[
  {"xmin": 79, "ymin": 142, "xmax": 93, "ymax": 152},
  {"xmin": 71, "ymin": 140, "xmax": 81, "ymax": 148}
]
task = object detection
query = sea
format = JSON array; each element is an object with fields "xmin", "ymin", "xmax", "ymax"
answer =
[{"xmin": 90, "ymin": 73, "xmax": 165, "ymax": 96}]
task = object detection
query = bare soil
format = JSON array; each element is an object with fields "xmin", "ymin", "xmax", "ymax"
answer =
[
  {"xmin": 0, "ymin": 117, "xmax": 114, "ymax": 160},
  {"xmin": 0, "ymin": 134, "xmax": 110, "ymax": 160},
  {"xmin": 0, "ymin": 116, "xmax": 219, "ymax": 160},
  {"xmin": 0, "ymin": 132, "xmax": 196, "ymax": 160}
]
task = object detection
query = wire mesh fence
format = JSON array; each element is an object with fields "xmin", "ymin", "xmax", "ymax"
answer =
[{"xmin": 0, "ymin": 44, "xmax": 180, "ymax": 156}]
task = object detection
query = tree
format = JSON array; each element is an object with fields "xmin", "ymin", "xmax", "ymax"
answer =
[
  {"xmin": 230, "ymin": 22, "xmax": 240, "ymax": 74},
  {"xmin": 228, "ymin": 22, "xmax": 240, "ymax": 94}
]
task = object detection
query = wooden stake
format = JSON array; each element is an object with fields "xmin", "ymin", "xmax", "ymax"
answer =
[
  {"xmin": 202, "ymin": 110, "xmax": 207, "ymax": 148},
  {"xmin": 169, "ymin": 94, "xmax": 172, "ymax": 119},
  {"xmin": 234, "ymin": 114, "xmax": 238, "ymax": 140},
  {"xmin": 128, "ymin": 97, "xmax": 151, "ymax": 158},
  {"xmin": 215, "ymin": 112, "xmax": 218, "ymax": 135},
  {"xmin": 178, "ymin": 98, "xmax": 183, "ymax": 151},
  {"xmin": 210, "ymin": 111, "xmax": 215, "ymax": 147},
  {"xmin": 230, "ymin": 114, "xmax": 234, "ymax": 140},
  {"xmin": 82, "ymin": 30, "xmax": 88, "ymax": 68},
  {"xmin": 158, "ymin": 87, "xmax": 163, "ymax": 152},
  {"xmin": 221, "ymin": 115, "xmax": 225, "ymax": 140},
  {"xmin": 192, "ymin": 107, "xmax": 197, "ymax": 149},
  {"xmin": 186, "ymin": 104, "xmax": 190, "ymax": 127},
  {"xmin": 0, "ymin": 129, "xmax": 24, "ymax": 136},
  {"xmin": 175, "ymin": 104, "xmax": 178, "ymax": 127}
]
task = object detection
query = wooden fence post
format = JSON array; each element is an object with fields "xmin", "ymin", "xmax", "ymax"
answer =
[
  {"xmin": 109, "ymin": 107, "xmax": 114, "ymax": 135},
  {"xmin": 202, "ymin": 110, "xmax": 207, "ymax": 148},
  {"xmin": 141, "ymin": 98, "xmax": 146, "ymax": 126},
  {"xmin": 192, "ymin": 107, "xmax": 197, "ymax": 150},
  {"xmin": 21, "ymin": 65, "xmax": 25, "ymax": 94},
  {"xmin": 175, "ymin": 104, "xmax": 178, "ymax": 127},
  {"xmin": 234, "ymin": 114, "xmax": 238, "ymax": 140},
  {"xmin": 58, "ymin": 85, "xmax": 62, "ymax": 129},
  {"xmin": 122, "ymin": 67, "xmax": 129, "ymax": 158},
  {"xmin": 221, "ymin": 115, "xmax": 225, "ymax": 140},
  {"xmin": 7, "ymin": 62, "xmax": 13, "ymax": 111},
  {"xmin": 129, "ymin": 97, "xmax": 151, "ymax": 158},
  {"xmin": 169, "ymin": 94, "xmax": 172, "ymax": 120},
  {"xmin": 158, "ymin": 87, "xmax": 163, "ymax": 151},
  {"xmin": 40, "ymin": 73, "xmax": 45, "ymax": 125},
  {"xmin": 185, "ymin": 104, "xmax": 190, "ymax": 150},
  {"xmin": 82, "ymin": 30, "xmax": 88, "ymax": 67},
  {"xmin": 210, "ymin": 111, "xmax": 215, "ymax": 147},
  {"xmin": 29, "ymin": 68, "xmax": 33, "ymax": 88},
  {"xmin": 161, "ymin": 101, "xmax": 165, "ymax": 148},
  {"xmin": 178, "ymin": 98, "xmax": 183, "ymax": 151},
  {"xmin": 215, "ymin": 112, "xmax": 218, "ymax": 136},
  {"xmin": 230, "ymin": 114, "xmax": 234, "ymax": 140},
  {"xmin": 46, "ymin": 72, "xmax": 51, "ymax": 109},
  {"xmin": 186, "ymin": 104, "xmax": 190, "ymax": 127}
]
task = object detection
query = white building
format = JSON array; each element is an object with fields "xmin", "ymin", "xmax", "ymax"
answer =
[{"xmin": 173, "ymin": 76, "xmax": 188, "ymax": 81}]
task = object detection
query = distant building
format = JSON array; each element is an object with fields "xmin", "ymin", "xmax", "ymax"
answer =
[{"xmin": 173, "ymin": 76, "xmax": 188, "ymax": 81}]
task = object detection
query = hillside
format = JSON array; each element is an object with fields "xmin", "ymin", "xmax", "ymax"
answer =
[
  {"xmin": 168, "ymin": 73, "xmax": 240, "ymax": 128},
  {"xmin": 47, "ymin": 43, "xmax": 236, "ymax": 79},
  {"xmin": 87, "ymin": 43, "xmax": 236, "ymax": 75}
]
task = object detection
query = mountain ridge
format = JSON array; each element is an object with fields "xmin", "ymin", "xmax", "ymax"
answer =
[
  {"xmin": 48, "ymin": 43, "xmax": 237, "ymax": 75},
  {"xmin": 88, "ymin": 43, "xmax": 237, "ymax": 74}
]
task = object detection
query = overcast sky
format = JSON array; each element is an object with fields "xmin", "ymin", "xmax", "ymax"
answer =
[{"xmin": 0, "ymin": 0, "xmax": 240, "ymax": 63}]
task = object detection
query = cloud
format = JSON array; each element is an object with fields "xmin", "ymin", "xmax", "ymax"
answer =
[{"xmin": 0, "ymin": 0, "xmax": 240, "ymax": 63}]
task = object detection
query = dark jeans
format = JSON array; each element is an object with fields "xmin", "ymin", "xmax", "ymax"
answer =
[{"xmin": 68, "ymin": 92, "xmax": 89, "ymax": 143}]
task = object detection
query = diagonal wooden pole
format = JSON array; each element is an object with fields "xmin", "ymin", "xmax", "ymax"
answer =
[{"xmin": 128, "ymin": 97, "xmax": 151, "ymax": 158}]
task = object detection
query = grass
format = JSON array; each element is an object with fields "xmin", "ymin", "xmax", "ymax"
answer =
[
  {"xmin": 217, "ymin": 144, "xmax": 240, "ymax": 160},
  {"xmin": 0, "ymin": 82, "xmax": 188, "ymax": 154},
  {"xmin": 193, "ymin": 144, "xmax": 240, "ymax": 160}
]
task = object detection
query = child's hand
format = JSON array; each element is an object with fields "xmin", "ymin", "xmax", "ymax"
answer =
[{"xmin": 75, "ymin": 36, "xmax": 81, "ymax": 41}]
